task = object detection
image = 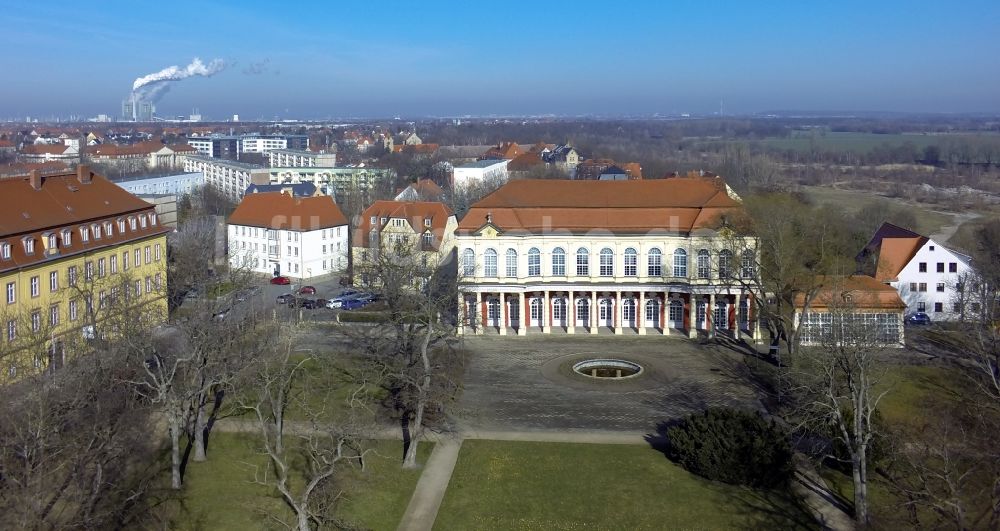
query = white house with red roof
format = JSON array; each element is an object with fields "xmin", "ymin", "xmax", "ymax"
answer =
[
  {"xmin": 858, "ymin": 222, "xmax": 973, "ymax": 321},
  {"xmin": 227, "ymin": 191, "xmax": 348, "ymax": 279}
]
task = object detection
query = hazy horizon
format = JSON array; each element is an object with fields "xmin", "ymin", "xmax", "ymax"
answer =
[{"xmin": 3, "ymin": 0, "xmax": 999, "ymax": 119}]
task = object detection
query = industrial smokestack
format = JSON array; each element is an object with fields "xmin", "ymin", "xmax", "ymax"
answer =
[{"xmin": 130, "ymin": 57, "xmax": 226, "ymax": 104}]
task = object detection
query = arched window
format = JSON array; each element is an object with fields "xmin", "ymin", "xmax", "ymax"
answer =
[
  {"xmin": 623, "ymin": 248, "xmax": 637, "ymax": 276},
  {"xmin": 576, "ymin": 247, "xmax": 589, "ymax": 276},
  {"xmin": 741, "ymin": 249, "xmax": 756, "ymax": 278},
  {"xmin": 647, "ymin": 248, "xmax": 662, "ymax": 276},
  {"xmin": 484, "ymin": 248, "xmax": 498, "ymax": 277},
  {"xmin": 599, "ymin": 248, "xmax": 614, "ymax": 276},
  {"xmin": 528, "ymin": 247, "xmax": 541, "ymax": 276},
  {"xmin": 673, "ymin": 248, "xmax": 688, "ymax": 277},
  {"xmin": 552, "ymin": 247, "xmax": 566, "ymax": 276},
  {"xmin": 645, "ymin": 299, "xmax": 660, "ymax": 324},
  {"xmin": 505, "ymin": 248, "xmax": 518, "ymax": 277},
  {"xmin": 719, "ymin": 250, "xmax": 733, "ymax": 279},
  {"xmin": 697, "ymin": 249, "xmax": 711, "ymax": 279},
  {"xmin": 461, "ymin": 248, "xmax": 475, "ymax": 276}
]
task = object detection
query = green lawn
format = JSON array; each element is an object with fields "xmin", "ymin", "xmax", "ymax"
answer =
[
  {"xmin": 434, "ymin": 440, "xmax": 816, "ymax": 530},
  {"xmin": 878, "ymin": 364, "xmax": 965, "ymax": 430},
  {"xmin": 164, "ymin": 432, "xmax": 430, "ymax": 530}
]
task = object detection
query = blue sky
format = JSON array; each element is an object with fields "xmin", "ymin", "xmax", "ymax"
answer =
[{"xmin": 2, "ymin": 0, "xmax": 999, "ymax": 119}]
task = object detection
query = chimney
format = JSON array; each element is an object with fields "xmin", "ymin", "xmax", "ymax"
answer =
[
  {"xmin": 77, "ymin": 164, "xmax": 92, "ymax": 184},
  {"xmin": 29, "ymin": 169, "xmax": 41, "ymax": 191}
]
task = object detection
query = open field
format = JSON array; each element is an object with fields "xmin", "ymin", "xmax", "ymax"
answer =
[
  {"xmin": 434, "ymin": 440, "xmax": 816, "ymax": 530},
  {"xmin": 797, "ymin": 185, "xmax": 955, "ymax": 236},
  {"xmin": 760, "ymin": 131, "xmax": 995, "ymax": 154},
  {"xmin": 162, "ymin": 433, "xmax": 430, "ymax": 530}
]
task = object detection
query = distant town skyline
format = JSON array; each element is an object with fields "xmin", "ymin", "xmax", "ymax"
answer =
[{"xmin": 2, "ymin": 0, "xmax": 999, "ymax": 119}]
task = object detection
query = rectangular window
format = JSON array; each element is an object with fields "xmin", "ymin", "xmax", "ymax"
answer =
[
  {"xmin": 6, "ymin": 282, "xmax": 14, "ymax": 304},
  {"xmin": 110, "ymin": 255, "xmax": 118, "ymax": 274},
  {"xmin": 919, "ymin": 262, "xmax": 927, "ymax": 272},
  {"xmin": 322, "ymin": 245, "xmax": 327, "ymax": 254},
  {"xmin": 624, "ymin": 253, "xmax": 637, "ymax": 276},
  {"xmin": 918, "ymin": 282, "xmax": 927, "ymax": 292},
  {"xmin": 917, "ymin": 301, "xmax": 926, "ymax": 311},
  {"xmin": 600, "ymin": 252, "xmax": 613, "ymax": 276},
  {"xmin": 909, "ymin": 282, "xmax": 917, "ymax": 292},
  {"xmin": 155, "ymin": 244, "xmax": 161, "ymax": 261},
  {"xmin": 144, "ymin": 246, "xmax": 151, "ymax": 264},
  {"xmin": 49, "ymin": 305, "xmax": 59, "ymax": 326},
  {"xmin": 0, "ymin": 242, "xmax": 10, "ymax": 259},
  {"xmin": 69, "ymin": 300, "xmax": 78, "ymax": 321},
  {"xmin": 85, "ymin": 261, "xmax": 94, "ymax": 281},
  {"xmin": 648, "ymin": 253, "xmax": 662, "ymax": 277},
  {"xmin": 7, "ymin": 320, "xmax": 15, "ymax": 342},
  {"xmin": 936, "ymin": 283, "xmax": 945, "ymax": 292},
  {"xmin": 145, "ymin": 276, "xmax": 152, "ymax": 293},
  {"xmin": 953, "ymin": 302, "xmax": 962, "ymax": 313},
  {"xmin": 934, "ymin": 302, "xmax": 943, "ymax": 313},
  {"xmin": 135, "ymin": 249, "xmax": 141, "ymax": 267},
  {"xmin": 98, "ymin": 258, "xmax": 106, "ymax": 277},
  {"xmin": 123, "ymin": 251, "xmax": 129, "ymax": 270},
  {"xmin": 49, "ymin": 271, "xmax": 58, "ymax": 292},
  {"xmin": 937, "ymin": 262, "xmax": 945, "ymax": 273},
  {"xmin": 552, "ymin": 252, "xmax": 565, "ymax": 276},
  {"xmin": 154, "ymin": 273, "xmax": 162, "ymax": 290},
  {"xmin": 577, "ymin": 252, "xmax": 589, "ymax": 276},
  {"xmin": 134, "ymin": 280, "xmax": 142, "ymax": 297},
  {"xmin": 484, "ymin": 252, "xmax": 498, "ymax": 277},
  {"xmin": 31, "ymin": 310, "xmax": 40, "ymax": 333},
  {"xmin": 30, "ymin": 276, "xmax": 39, "ymax": 297},
  {"xmin": 949, "ymin": 262, "xmax": 957, "ymax": 273}
]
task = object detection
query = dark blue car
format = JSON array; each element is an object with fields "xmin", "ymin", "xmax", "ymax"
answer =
[{"xmin": 906, "ymin": 312, "xmax": 931, "ymax": 326}]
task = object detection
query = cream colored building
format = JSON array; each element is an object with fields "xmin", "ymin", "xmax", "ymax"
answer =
[
  {"xmin": 352, "ymin": 201, "xmax": 458, "ymax": 288},
  {"xmin": 455, "ymin": 177, "xmax": 760, "ymax": 338}
]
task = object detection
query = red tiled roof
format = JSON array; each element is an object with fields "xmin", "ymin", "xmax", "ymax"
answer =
[
  {"xmin": 875, "ymin": 237, "xmax": 926, "ymax": 282},
  {"xmin": 20, "ymin": 144, "xmax": 71, "ymax": 155},
  {"xmin": 228, "ymin": 192, "xmax": 348, "ymax": 231},
  {"xmin": 356, "ymin": 200, "xmax": 453, "ymax": 250},
  {"xmin": 0, "ymin": 170, "xmax": 168, "ymax": 274},
  {"xmin": 797, "ymin": 275, "xmax": 906, "ymax": 310},
  {"xmin": 0, "ymin": 161, "xmax": 69, "ymax": 177},
  {"xmin": 506, "ymin": 152, "xmax": 545, "ymax": 172},
  {"xmin": 458, "ymin": 178, "xmax": 742, "ymax": 234}
]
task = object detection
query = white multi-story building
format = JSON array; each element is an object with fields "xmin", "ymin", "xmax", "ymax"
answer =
[
  {"xmin": 184, "ymin": 155, "xmax": 261, "ymax": 200},
  {"xmin": 113, "ymin": 172, "xmax": 205, "ymax": 196},
  {"xmin": 227, "ymin": 191, "xmax": 348, "ymax": 279},
  {"xmin": 453, "ymin": 159, "xmax": 509, "ymax": 187},
  {"xmin": 455, "ymin": 177, "xmax": 760, "ymax": 338},
  {"xmin": 860, "ymin": 222, "xmax": 974, "ymax": 320},
  {"xmin": 240, "ymin": 135, "xmax": 288, "ymax": 153},
  {"xmin": 267, "ymin": 149, "xmax": 336, "ymax": 168}
]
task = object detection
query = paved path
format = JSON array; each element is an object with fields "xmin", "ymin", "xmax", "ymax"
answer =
[{"xmin": 396, "ymin": 438, "xmax": 463, "ymax": 531}]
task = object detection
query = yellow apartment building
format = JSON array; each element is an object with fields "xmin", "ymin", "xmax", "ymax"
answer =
[{"xmin": 0, "ymin": 166, "xmax": 170, "ymax": 382}]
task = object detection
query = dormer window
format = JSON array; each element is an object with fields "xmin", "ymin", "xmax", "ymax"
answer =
[
  {"xmin": 424, "ymin": 218, "xmax": 432, "ymax": 227},
  {"xmin": 23, "ymin": 237, "xmax": 35, "ymax": 255},
  {"xmin": 0, "ymin": 242, "xmax": 10, "ymax": 260},
  {"xmin": 129, "ymin": 216, "xmax": 137, "ymax": 230},
  {"xmin": 139, "ymin": 216, "xmax": 147, "ymax": 228},
  {"xmin": 149, "ymin": 213, "xmax": 157, "ymax": 226},
  {"xmin": 117, "ymin": 218, "xmax": 126, "ymax": 233},
  {"xmin": 46, "ymin": 233, "xmax": 57, "ymax": 250},
  {"xmin": 370, "ymin": 216, "xmax": 376, "ymax": 225},
  {"xmin": 92, "ymin": 224, "xmax": 101, "ymax": 239},
  {"xmin": 80, "ymin": 227, "xmax": 89, "ymax": 242},
  {"xmin": 104, "ymin": 222, "xmax": 113, "ymax": 237},
  {"xmin": 380, "ymin": 217, "xmax": 387, "ymax": 225},
  {"xmin": 61, "ymin": 229, "xmax": 71, "ymax": 246}
]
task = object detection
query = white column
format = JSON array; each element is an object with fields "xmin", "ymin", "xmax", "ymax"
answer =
[
  {"xmin": 688, "ymin": 294, "xmax": 698, "ymax": 339},
  {"xmin": 751, "ymin": 295, "xmax": 761, "ymax": 343},
  {"xmin": 708, "ymin": 293, "xmax": 716, "ymax": 339},
  {"xmin": 457, "ymin": 293, "xmax": 465, "ymax": 336},
  {"xmin": 638, "ymin": 291, "xmax": 646, "ymax": 335},
  {"xmin": 542, "ymin": 290, "xmax": 551, "ymax": 333},
  {"xmin": 517, "ymin": 295, "xmax": 526, "ymax": 336},
  {"xmin": 614, "ymin": 290, "xmax": 622, "ymax": 335},
  {"xmin": 474, "ymin": 291, "xmax": 483, "ymax": 335},
  {"xmin": 567, "ymin": 290, "xmax": 576, "ymax": 334},
  {"xmin": 498, "ymin": 292, "xmax": 507, "ymax": 336},
  {"xmin": 590, "ymin": 291, "xmax": 598, "ymax": 334}
]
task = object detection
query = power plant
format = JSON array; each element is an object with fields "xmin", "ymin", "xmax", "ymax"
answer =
[
  {"xmin": 121, "ymin": 57, "xmax": 225, "ymax": 122},
  {"xmin": 121, "ymin": 95, "xmax": 155, "ymax": 122}
]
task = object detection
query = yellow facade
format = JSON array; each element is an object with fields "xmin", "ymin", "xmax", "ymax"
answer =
[{"xmin": 1, "ymin": 233, "xmax": 168, "ymax": 382}]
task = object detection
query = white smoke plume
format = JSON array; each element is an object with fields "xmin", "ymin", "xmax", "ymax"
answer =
[{"xmin": 130, "ymin": 57, "xmax": 226, "ymax": 103}]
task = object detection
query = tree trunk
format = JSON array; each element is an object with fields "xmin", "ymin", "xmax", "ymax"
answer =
[
  {"xmin": 192, "ymin": 398, "xmax": 207, "ymax": 462},
  {"xmin": 296, "ymin": 507, "xmax": 311, "ymax": 531},
  {"xmin": 169, "ymin": 416, "xmax": 182, "ymax": 490},
  {"xmin": 853, "ymin": 448, "xmax": 868, "ymax": 525},
  {"xmin": 403, "ymin": 323, "xmax": 434, "ymax": 469}
]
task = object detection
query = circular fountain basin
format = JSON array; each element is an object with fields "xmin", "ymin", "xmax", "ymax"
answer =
[{"xmin": 572, "ymin": 359, "xmax": 644, "ymax": 379}]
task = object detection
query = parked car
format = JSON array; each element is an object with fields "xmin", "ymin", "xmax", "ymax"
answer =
[
  {"xmin": 270, "ymin": 275, "xmax": 291, "ymax": 285},
  {"xmin": 316, "ymin": 298, "xmax": 330, "ymax": 308},
  {"xmin": 341, "ymin": 294, "xmax": 374, "ymax": 310},
  {"xmin": 906, "ymin": 312, "xmax": 932, "ymax": 326},
  {"xmin": 288, "ymin": 297, "xmax": 318, "ymax": 309},
  {"xmin": 276, "ymin": 293, "xmax": 295, "ymax": 304},
  {"xmin": 328, "ymin": 291, "xmax": 361, "ymax": 308},
  {"xmin": 297, "ymin": 285, "xmax": 317, "ymax": 295}
]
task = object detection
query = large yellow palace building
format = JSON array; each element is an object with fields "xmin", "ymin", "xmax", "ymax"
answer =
[{"xmin": 0, "ymin": 166, "xmax": 170, "ymax": 382}]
